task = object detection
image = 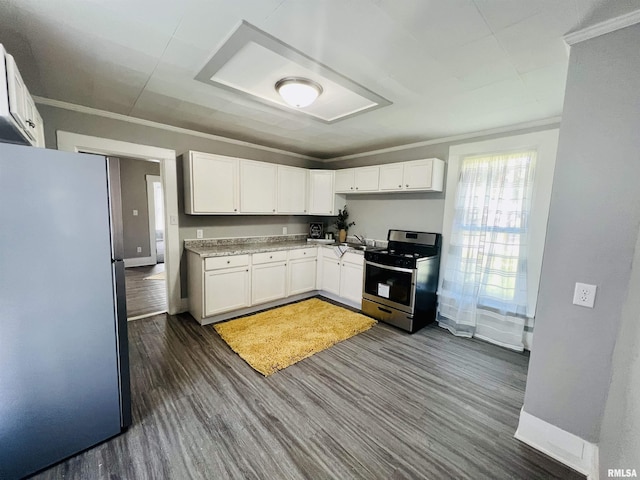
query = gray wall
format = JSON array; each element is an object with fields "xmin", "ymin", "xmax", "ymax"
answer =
[
  {"xmin": 119, "ymin": 157, "xmax": 160, "ymax": 259},
  {"xmin": 39, "ymin": 103, "xmax": 325, "ymax": 242},
  {"xmin": 522, "ymin": 24, "xmax": 640, "ymax": 442},
  {"xmin": 598, "ymin": 223, "xmax": 640, "ymax": 476}
]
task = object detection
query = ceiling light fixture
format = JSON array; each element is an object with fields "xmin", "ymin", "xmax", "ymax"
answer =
[{"xmin": 275, "ymin": 77, "xmax": 323, "ymax": 108}]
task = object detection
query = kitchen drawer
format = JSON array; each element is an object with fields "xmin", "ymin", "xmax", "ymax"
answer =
[
  {"xmin": 288, "ymin": 247, "xmax": 317, "ymax": 260},
  {"xmin": 252, "ymin": 250, "xmax": 288, "ymax": 265},
  {"xmin": 205, "ymin": 254, "xmax": 250, "ymax": 271}
]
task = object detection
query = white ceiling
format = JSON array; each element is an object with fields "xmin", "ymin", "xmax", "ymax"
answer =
[{"xmin": 0, "ymin": 0, "xmax": 629, "ymax": 158}]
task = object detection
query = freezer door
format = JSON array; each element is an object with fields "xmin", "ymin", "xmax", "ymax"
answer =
[{"xmin": 0, "ymin": 143, "xmax": 125, "ymax": 479}]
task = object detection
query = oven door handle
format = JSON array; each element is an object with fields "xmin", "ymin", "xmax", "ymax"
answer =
[{"xmin": 365, "ymin": 260, "xmax": 415, "ymax": 274}]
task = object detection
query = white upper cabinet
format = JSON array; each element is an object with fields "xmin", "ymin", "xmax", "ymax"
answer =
[
  {"xmin": 335, "ymin": 166, "xmax": 380, "ymax": 193},
  {"xmin": 277, "ymin": 165, "xmax": 307, "ymax": 214},
  {"xmin": 184, "ymin": 152, "xmax": 239, "ymax": 214},
  {"xmin": 379, "ymin": 163, "xmax": 405, "ymax": 191},
  {"xmin": 240, "ymin": 159, "xmax": 277, "ymax": 214},
  {"xmin": 378, "ymin": 159, "xmax": 445, "ymax": 192},
  {"xmin": 184, "ymin": 152, "xmax": 444, "ymax": 216},
  {"xmin": 0, "ymin": 46, "xmax": 45, "ymax": 147},
  {"xmin": 403, "ymin": 159, "xmax": 434, "ymax": 190},
  {"xmin": 335, "ymin": 169, "xmax": 355, "ymax": 193},
  {"xmin": 308, "ymin": 170, "xmax": 338, "ymax": 216},
  {"xmin": 354, "ymin": 166, "xmax": 379, "ymax": 192}
]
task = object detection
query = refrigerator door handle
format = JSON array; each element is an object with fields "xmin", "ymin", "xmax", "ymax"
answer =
[
  {"xmin": 112, "ymin": 259, "xmax": 132, "ymax": 428},
  {"xmin": 107, "ymin": 157, "xmax": 125, "ymax": 261}
]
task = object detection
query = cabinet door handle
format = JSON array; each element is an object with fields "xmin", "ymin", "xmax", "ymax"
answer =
[
  {"xmin": 272, "ymin": 209, "xmax": 275, "ymax": 212},
  {"xmin": 234, "ymin": 208, "xmax": 237, "ymax": 211},
  {"xmin": 350, "ymin": 186, "xmax": 354, "ymax": 190},
  {"xmin": 269, "ymin": 255, "xmax": 272, "ymax": 259},
  {"xmin": 303, "ymin": 252, "xmax": 306, "ymax": 255},
  {"xmin": 26, "ymin": 119, "xmax": 35, "ymax": 128},
  {"xmin": 398, "ymin": 184, "xmax": 402, "ymax": 188},
  {"xmin": 355, "ymin": 187, "xmax": 358, "ymax": 190},
  {"xmin": 406, "ymin": 184, "xmax": 409, "ymax": 187},
  {"xmin": 227, "ymin": 260, "xmax": 230, "ymax": 264}
]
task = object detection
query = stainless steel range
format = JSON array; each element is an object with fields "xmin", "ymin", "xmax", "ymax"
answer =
[{"xmin": 362, "ymin": 230, "xmax": 441, "ymax": 333}]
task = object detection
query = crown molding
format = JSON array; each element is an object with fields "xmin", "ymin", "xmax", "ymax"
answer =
[
  {"xmin": 564, "ymin": 9, "xmax": 640, "ymax": 46},
  {"xmin": 34, "ymin": 95, "xmax": 562, "ymax": 165},
  {"xmin": 322, "ymin": 116, "xmax": 562, "ymax": 163},
  {"xmin": 32, "ymin": 96, "xmax": 321, "ymax": 161}
]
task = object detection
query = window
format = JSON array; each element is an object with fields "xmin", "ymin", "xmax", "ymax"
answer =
[{"xmin": 437, "ymin": 130, "xmax": 559, "ymax": 351}]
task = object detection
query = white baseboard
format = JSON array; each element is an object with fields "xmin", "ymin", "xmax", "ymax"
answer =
[
  {"xmin": 124, "ymin": 256, "xmax": 155, "ymax": 268},
  {"xmin": 515, "ymin": 408, "xmax": 599, "ymax": 480}
]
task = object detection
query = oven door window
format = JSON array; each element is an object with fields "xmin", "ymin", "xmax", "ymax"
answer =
[{"xmin": 364, "ymin": 264, "xmax": 414, "ymax": 307}]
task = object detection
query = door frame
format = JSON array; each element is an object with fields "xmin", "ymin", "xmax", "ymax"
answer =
[
  {"xmin": 146, "ymin": 174, "xmax": 162, "ymax": 265},
  {"xmin": 57, "ymin": 131, "xmax": 182, "ymax": 314}
]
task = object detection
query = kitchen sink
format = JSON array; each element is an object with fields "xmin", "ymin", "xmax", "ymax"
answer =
[{"xmin": 341, "ymin": 243, "xmax": 376, "ymax": 251}]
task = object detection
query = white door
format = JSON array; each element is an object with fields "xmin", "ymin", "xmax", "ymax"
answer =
[
  {"xmin": 146, "ymin": 175, "xmax": 164, "ymax": 264},
  {"xmin": 308, "ymin": 170, "xmax": 335, "ymax": 215},
  {"xmin": 252, "ymin": 262, "xmax": 287, "ymax": 304},
  {"xmin": 335, "ymin": 169, "xmax": 355, "ymax": 193},
  {"xmin": 240, "ymin": 160, "xmax": 277, "ymax": 213},
  {"xmin": 288, "ymin": 258, "xmax": 317, "ymax": 295},
  {"xmin": 321, "ymin": 257, "xmax": 341, "ymax": 295},
  {"xmin": 277, "ymin": 165, "xmax": 308, "ymax": 214},
  {"xmin": 340, "ymin": 261, "xmax": 364, "ymax": 307},
  {"xmin": 354, "ymin": 166, "xmax": 380, "ymax": 192},
  {"xmin": 379, "ymin": 164, "xmax": 404, "ymax": 191},
  {"xmin": 403, "ymin": 159, "xmax": 433, "ymax": 190},
  {"xmin": 191, "ymin": 153, "xmax": 238, "ymax": 213},
  {"xmin": 204, "ymin": 267, "xmax": 250, "ymax": 316}
]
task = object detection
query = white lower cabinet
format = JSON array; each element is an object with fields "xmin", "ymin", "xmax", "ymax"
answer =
[
  {"xmin": 340, "ymin": 253, "xmax": 364, "ymax": 305},
  {"xmin": 188, "ymin": 245, "xmax": 364, "ymax": 324},
  {"xmin": 252, "ymin": 261, "xmax": 287, "ymax": 304},
  {"xmin": 320, "ymin": 256, "xmax": 341, "ymax": 295},
  {"xmin": 204, "ymin": 267, "xmax": 250, "ymax": 316},
  {"xmin": 288, "ymin": 247, "xmax": 317, "ymax": 295},
  {"xmin": 317, "ymin": 248, "xmax": 364, "ymax": 307}
]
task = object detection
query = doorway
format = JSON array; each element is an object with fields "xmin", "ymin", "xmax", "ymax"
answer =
[
  {"xmin": 56, "ymin": 131, "xmax": 180, "ymax": 315},
  {"xmin": 119, "ymin": 160, "xmax": 167, "ymax": 320}
]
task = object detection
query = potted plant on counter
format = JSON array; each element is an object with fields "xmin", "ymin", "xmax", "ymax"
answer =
[{"xmin": 334, "ymin": 205, "xmax": 355, "ymax": 243}]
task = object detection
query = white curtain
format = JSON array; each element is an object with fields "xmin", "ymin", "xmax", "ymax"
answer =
[{"xmin": 437, "ymin": 150, "xmax": 536, "ymax": 351}]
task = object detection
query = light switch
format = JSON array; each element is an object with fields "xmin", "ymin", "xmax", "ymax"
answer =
[
  {"xmin": 170, "ymin": 215, "xmax": 178, "ymax": 225},
  {"xmin": 132, "ymin": 209, "xmax": 138, "ymax": 216}
]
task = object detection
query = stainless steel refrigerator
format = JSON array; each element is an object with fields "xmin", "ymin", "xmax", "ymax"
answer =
[{"xmin": 0, "ymin": 142, "xmax": 132, "ymax": 479}]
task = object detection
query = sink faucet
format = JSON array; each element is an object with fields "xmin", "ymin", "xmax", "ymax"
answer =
[{"xmin": 353, "ymin": 234, "xmax": 366, "ymax": 245}]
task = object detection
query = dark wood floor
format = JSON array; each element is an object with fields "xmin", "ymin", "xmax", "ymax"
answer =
[
  {"xmin": 124, "ymin": 264, "xmax": 167, "ymax": 319},
  {"xmin": 31, "ymin": 307, "xmax": 584, "ymax": 480}
]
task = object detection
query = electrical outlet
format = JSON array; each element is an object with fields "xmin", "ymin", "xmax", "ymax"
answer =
[
  {"xmin": 132, "ymin": 209, "xmax": 138, "ymax": 216},
  {"xmin": 282, "ymin": 226, "xmax": 288, "ymax": 235},
  {"xmin": 136, "ymin": 246, "xmax": 142, "ymax": 253},
  {"xmin": 573, "ymin": 282, "xmax": 597, "ymax": 308},
  {"xmin": 196, "ymin": 229, "xmax": 203, "ymax": 239}
]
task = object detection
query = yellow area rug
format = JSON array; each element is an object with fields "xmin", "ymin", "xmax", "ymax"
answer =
[
  {"xmin": 144, "ymin": 271, "xmax": 165, "ymax": 281},
  {"xmin": 214, "ymin": 298, "xmax": 376, "ymax": 376}
]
